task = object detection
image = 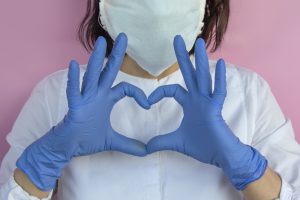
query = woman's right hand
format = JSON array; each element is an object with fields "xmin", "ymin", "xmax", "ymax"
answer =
[{"xmin": 16, "ymin": 33, "xmax": 150, "ymax": 192}]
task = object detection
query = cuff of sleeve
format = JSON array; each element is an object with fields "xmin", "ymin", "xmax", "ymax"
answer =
[
  {"xmin": 4, "ymin": 173, "xmax": 53, "ymax": 200},
  {"xmin": 278, "ymin": 175, "xmax": 299, "ymax": 200}
]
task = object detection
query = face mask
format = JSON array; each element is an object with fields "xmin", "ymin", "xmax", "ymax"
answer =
[{"xmin": 99, "ymin": 0, "xmax": 206, "ymax": 76}]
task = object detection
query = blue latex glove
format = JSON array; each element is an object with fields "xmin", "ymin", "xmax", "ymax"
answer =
[
  {"xmin": 16, "ymin": 33, "xmax": 150, "ymax": 191},
  {"xmin": 147, "ymin": 35, "xmax": 268, "ymax": 190}
]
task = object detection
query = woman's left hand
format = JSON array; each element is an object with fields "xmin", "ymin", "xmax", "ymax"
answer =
[{"xmin": 146, "ymin": 35, "xmax": 268, "ymax": 191}]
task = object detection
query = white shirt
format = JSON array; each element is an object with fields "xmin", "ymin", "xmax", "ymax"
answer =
[{"xmin": 0, "ymin": 55, "xmax": 300, "ymax": 200}]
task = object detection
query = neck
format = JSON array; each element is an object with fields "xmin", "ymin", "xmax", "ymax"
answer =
[{"xmin": 119, "ymin": 54, "xmax": 180, "ymax": 81}]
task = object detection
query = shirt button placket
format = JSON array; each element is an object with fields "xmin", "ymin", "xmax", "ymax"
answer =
[{"xmin": 146, "ymin": 79, "xmax": 163, "ymax": 200}]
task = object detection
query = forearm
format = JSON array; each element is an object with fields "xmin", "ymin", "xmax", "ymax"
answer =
[
  {"xmin": 242, "ymin": 166, "xmax": 282, "ymax": 200},
  {"xmin": 13, "ymin": 168, "xmax": 51, "ymax": 199}
]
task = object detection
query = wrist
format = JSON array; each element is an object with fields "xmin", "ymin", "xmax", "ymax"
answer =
[
  {"xmin": 16, "ymin": 123, "xmax": 72, "ymax": 190},
  {"xmin": 221, "ymin": 145, "xmax": 268, "ymax": 190},
  {"xmin": 242, "ymin": 167, "xmax": 281, "ymax": 199},
  {"xmin": 16, "ymin": 144, "xmax": 62, "ymax": 191},
  {"xmin": 13, "ymin": 168, "xmax": 52, "ymax": 198}
]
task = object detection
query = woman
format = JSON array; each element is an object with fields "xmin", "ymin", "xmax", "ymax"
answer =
[{"xmin": 0, "ymin": 0, "xmax": 300, "ymax": 199}]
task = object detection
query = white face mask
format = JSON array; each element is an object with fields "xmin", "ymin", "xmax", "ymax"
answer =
[{"xmin": 99, "ymin": 0, "xmax": 206, "ymax": 76}]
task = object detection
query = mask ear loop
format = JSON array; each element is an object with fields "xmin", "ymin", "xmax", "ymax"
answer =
[
  {"xmin": 98, "ymin": 13, "xmax": 103, "ymax": 28},
  {"xmin": 97, "ymin": 0, "xmax": 128, "ymax": 56},
  {"xmin": 195, "ymin": 1, "xmax": 206, "ymax": 36},
  {"xmin": 98, "ymin": 0, "xmax": 107, "ymax": 31}
]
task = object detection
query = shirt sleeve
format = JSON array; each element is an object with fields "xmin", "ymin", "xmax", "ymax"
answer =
[
  {"xmin": 0, "ymin": 172, "xmax": 53, "ymax": 200},
  {"xmin": 250, "ymin": 72, "xmax": 300, "ymax": 200},
  {"xmin": 0, "ymin": 73, "xmax": 62, "ymax": 199}
]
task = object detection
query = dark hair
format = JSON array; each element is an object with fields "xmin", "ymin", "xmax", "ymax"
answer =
[{"xmin": 78, "ymin": 0, "xmax": 230, "ymax": 57}]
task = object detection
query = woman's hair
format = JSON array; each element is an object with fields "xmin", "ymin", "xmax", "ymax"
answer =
[{"xmin": 78, "ymin": 0, "xmax": 230, "ymax": 57}]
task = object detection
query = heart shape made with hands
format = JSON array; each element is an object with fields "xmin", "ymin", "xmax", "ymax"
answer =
[{"xmin": 108, "ymin": 33, "xmax": 229, "ymax": 163}]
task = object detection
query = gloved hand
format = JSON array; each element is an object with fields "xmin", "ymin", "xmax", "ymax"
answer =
[
  {"xmin": 16, "ymin": 33, "xmax": 150, "ymax": 191},
  {"xmin": 146, "ymin": 35, "xmax": 268, "ymax": 190}
]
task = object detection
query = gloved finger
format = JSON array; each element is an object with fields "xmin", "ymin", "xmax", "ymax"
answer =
[
  {"xmin": 212, "ymin": 59, "xmax": 227, "ymax": 105},
  {"xmin": 195, "ymin": 38, "xmax": 212, "ymax": 96},
  {"xmin": 148, "ymin": 84, "xmax": 188, "ymax": 106},
  {"xmin": 173, "ymin": 35, "xmax": 197, "ymax": 93},
  {"xmin": 99, "ymin": 33, "xmax": 128, "ymax": 89},
  {"xmin": 147, "ymin": 132, "xmax": 181, "ymax": 154},
  {"xmin": 110, "ymin": 131, "xmax": 148, "ymax": 157},
  {"xmin": 67, "ymin": 60, "xmax": 81, "ymax": 108},
  {"xmin": 81, "ymin": 36, "xmax": 107, "ymax": 96},
  {"xmin": 110, "ymin": 81, "xmax": 150, "ymax": 109}
]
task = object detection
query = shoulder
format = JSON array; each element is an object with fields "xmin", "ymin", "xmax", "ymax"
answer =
[
  {"xmin": 32, "ymin": 64, "xmax": 88, "ymax": 95},
  {"xmin": 208, "ymin": 59, "xmax": 270, "ymax": 93}
]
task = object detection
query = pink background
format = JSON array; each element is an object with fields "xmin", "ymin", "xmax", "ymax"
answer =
[{"xmin": 0, "ymin": 0, "xmax": 299, "ymax": 164}]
